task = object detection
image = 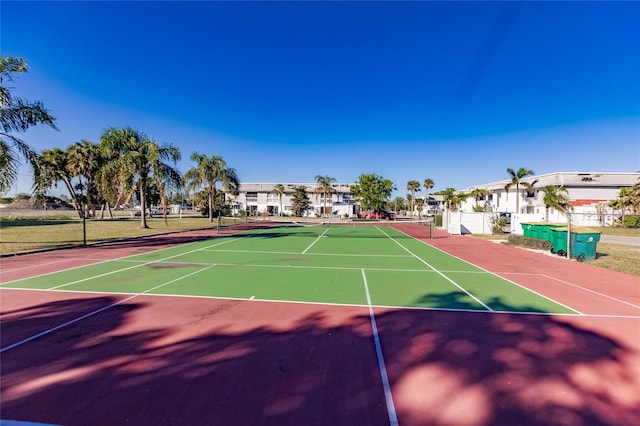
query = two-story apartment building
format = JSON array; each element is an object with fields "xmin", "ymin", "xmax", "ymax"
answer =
[
  {"xmin": 458, "ymin": 172, "xmax": 638, "ymax": 216},
  {"xmin": 229, "ymin": 182, "xmax": 356, "ymax": 217}
]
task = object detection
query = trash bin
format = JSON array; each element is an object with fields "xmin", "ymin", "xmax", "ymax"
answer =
[
  {"xmin": 521, "ymin": 223, "xmax": 533, "ymax": 238},
  {"xmin": 523, "ymin": 222, "xmax": 545, "ymax": 239},
  {"xmin": 550, "ymin": 227, "xmax": 601, "ymax": 261},
  {"xmin": 572, "ymin": 229, "xmax": 601, "ymax": 261},
  {"xmin": 550, "ymin": 227, "xmax": 568, "ymax": 256},
  {"xmin": 537, "ymin": 223, "xmax": 565, "ymax": 245},
  {"xmin": 524, "ymin": 223, "xmax": 563, "ymax": 248}
]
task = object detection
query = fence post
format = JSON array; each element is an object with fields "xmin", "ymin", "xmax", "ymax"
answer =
[{"xmin": 567, "ymin": 212, "xmax": 572, "ymax": 259}]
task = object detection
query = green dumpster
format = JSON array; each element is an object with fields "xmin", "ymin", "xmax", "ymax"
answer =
[
  {"xmin": 572, "ymin": 228, "xmax": 601, "ymax": 261},
  {"xmin": 550, "ymin": 227, "xmax": 601, "ymax": 261},
  {"xmin": 524, "ymin": 223, "xmax": 564, "ymax": 247},
  {"xmin": 550, "ymin": 227, "xmax": 568, "ymax": 255},
  {"xmin": 521, "ymin": 223, "xmax": 534, "ymax": 238},
  {"xmin": 537, "ymin": 223, "xmax": 565, "ymax": 244},
  {"xmin": 523, "ymin": 222, "xmax": 545, "ymax": 239},
  {"xmin": 529, "ymin": 223, "xmax": 542, "ymax": 239}
]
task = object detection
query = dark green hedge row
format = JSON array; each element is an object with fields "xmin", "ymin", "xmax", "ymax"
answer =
[{"xmin": 507, "ymin": 235, "xmax": 551, "ymax": 250}]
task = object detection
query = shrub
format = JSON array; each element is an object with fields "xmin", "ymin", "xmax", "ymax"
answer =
[
  {"xmin": 622, "ymin": 215, "xmax": 640, "ymax": 228},
  {"xmin": 507, "ymin": 235, "xmax": 551, "ymax": 250},
  {"xmin": 490, "ymin": 215, "xmax": 506, "ymax": 234}
]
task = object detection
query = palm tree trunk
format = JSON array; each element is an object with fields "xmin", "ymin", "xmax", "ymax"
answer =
[
  {"xmin": 159, "ymin": 189, "xmax": 168, "ymax": 224},
  {"xmin": 324, "ymin": 190, "xmax": 327, "ymax": 218},
  {"xmin": 62, "ymin": 177, "xmax": 83, "ymax": 219},
  {"xmin": 209, "ymin": 186, "xmax": 217, "ymax": 222},
  {"xmin": 86, "ymin": 187, "xmax": 94, "ymax": 219},
  {"xmin": 139, "ymin": 177, "xmax": 148, "ymax": 228}
]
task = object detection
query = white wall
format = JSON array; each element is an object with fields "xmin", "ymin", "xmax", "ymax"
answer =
[{"xmin": 447, "ymin": 212, "xmax": 498, "ymax": 235}]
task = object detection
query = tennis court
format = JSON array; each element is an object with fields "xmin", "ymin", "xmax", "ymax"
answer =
[{"xmin": 1, "ymin": 221, "xmax": 639, "ymax": 425}]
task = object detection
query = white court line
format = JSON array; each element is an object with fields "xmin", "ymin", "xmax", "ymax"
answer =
[
  {"xmin": 201, "ymin": 248, "xmax": 412, "ymax": 258},
  {"xmin": 361, "ymin": 269, "xmax": 399, "ymax": 426},
  {"xmin": 0, "ymin": 266, "xmax": 214, "ymax": 353},
  {"xmin": 376, "ymin": 226, "xmax": 493, "ymax": 312},
  {"xmin": 5, "ymin": 287, "xmax": 623, "ymax": 317},
  {"xmin": 0, "ymin": 258, "xmax": 71, "ymax": 274},
  {"xmin": 46, "ymin": 236, "xmax": 243, "ymax": 291},
  {"xmin": 0, "ymin": 234, "xmax": 241, "ymax": 287},
  {"xmin": 302, "ymin": 228, "xmax": 330, "ymax": 254},
  {"xmin": 539, "ymin": 273, "xmax": 640, "ymax": 310},
  {"xmin": 387, "ymin": 225, "xmax": 584, "ymax": 316}
]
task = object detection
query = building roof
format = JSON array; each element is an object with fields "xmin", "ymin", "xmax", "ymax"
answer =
[
  {"xmin": 463, "ymin": 172, "xmax": 639, "ymax": 192},
  {"xmin": 238, "ymin": 182, "xmax": 355, "ymax": 193}
]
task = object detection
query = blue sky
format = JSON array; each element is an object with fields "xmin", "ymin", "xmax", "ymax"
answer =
[{"xmin": 2, "ymin": 0, "xmax": 639, "ymax": 197}]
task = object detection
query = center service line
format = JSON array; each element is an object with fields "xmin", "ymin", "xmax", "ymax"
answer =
[
  {"xmin": 301, "ymin": 227, "xmax": 330, "ymax": 254},
  {"xmin": 361, "ymin": 269, "xmax": 399, "ymax": 426}
]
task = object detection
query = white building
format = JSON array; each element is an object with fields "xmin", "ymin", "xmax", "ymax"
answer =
[
  {"xmin": 229, "ymin": 182, "xmax": 357, "ymax": 217},
  {"xmin": 448, "ymin": 171, "xmax": 639, "ymax": 233},
  {"xmin": 459, "ymin": 171, "xmax": 638, "ymax": 215}
]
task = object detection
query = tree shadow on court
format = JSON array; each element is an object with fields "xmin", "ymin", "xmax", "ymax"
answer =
[
  {"xmin": 414, "ymin": 291, "xmax": 484, "ymax": 311},
  {"xmin": 1, "ymin": 296, "xmax": 639, "ymax": 426},
  {"xmin": 415, "ymin": 292, "xmax": 560, "ymax": 314}
]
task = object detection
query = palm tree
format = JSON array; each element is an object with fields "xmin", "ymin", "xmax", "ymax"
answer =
[
  {"xmin": 36, "ymin": 147, "xmax": 83, "ymax": 217},
  {"xmin": 392, "ymin": 196, "xmax": 405, "ymax": 215},
  {"xmin": 95, "ymin": 139, "xmax": 132, "ymax": 218},
  {"xmin": 595, "ymin": 201, "xmax": 607, "ymax": 226},
  {"xmin": 504, "ymin": 167, "xmax": 535, "ymax": 214},
  {"xmin": 442, "ymin": 187, "xmax": 466, "ymax": 211},
  {"xmin": 67, "ymin": 140, "xmax": 103, "ymax": 218},
  {"xmin": 455, "ymin": 191, "xmax": 468, "ymax": 211},
  {"xmin": 150, "ymin": 162, "xmax": 184, "ymax": 222},
  {"xmin": 314, "ymin": 175, "xmax": 336, "ymax": 217},
  {"xmin": 184, "ymin": 153, "xmax": 239, "ymax": 222},
  {"xmin": 1, "ymin": 56, "xmax": 57, "ymax": 194},
  {"xmin": 272, "ymin": 184, "xmax": 286, "ymax": 216},
  {"xmin": 468, "ymin": 187, "xmax": 490, "ymax": 212},
  {"xmin": 542, "ymin": 185, "xmax": 573, "ymax": 223},
  {"xmin": 407, "ymin": 180, "xmax": 420, "ymax": 217},
  {"xmin": 611, "ymin": 186, "xmax": 634, "ymax": 227},
  {"xmin": 423, "ymin": 178, "xmax": 434, "ymax": 207},
  {"xmin": 291, "ymin": 185, "xmax": 310, "ymax": 217},
  {"xmin": 100, "ymin": 127, "xmax": 181, "ymax": 228},
  {"xmin": 630, "ymin": 179, "xmax": 640, "ymax": 213},
  {"xmin": 415, "ymin": 198, "xmax": 425, "ymax": 219}
]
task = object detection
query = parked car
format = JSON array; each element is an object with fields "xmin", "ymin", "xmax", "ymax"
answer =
[
  {"xmin": 380, "ymin": 209, "xmax": 396, "ymax": 220},
  {"xmin": 499, "ymin": 212, "xmax": 511, "ymax": 225},
  {"xmin": 359, "ymin": 210, "xmax": 395, "ymax": 220},
  {"xmin": 150, "ymin": 206, "xmax": 164, "ymax": 215}
]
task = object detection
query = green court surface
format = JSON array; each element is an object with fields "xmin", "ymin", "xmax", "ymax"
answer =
[{"xmin": 2, "ymin": 223, "xmax": 578, "ymax": 314}]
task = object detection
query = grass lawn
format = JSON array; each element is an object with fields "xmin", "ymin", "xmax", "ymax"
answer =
[{"xmin": 0, "ymin": 214, "xmax": 222, "ymax": 254}]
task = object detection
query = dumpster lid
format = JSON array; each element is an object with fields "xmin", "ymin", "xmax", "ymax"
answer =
[{"xmin": 551, "ymin": 226, "xmax": 600, "ymax": 234}]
